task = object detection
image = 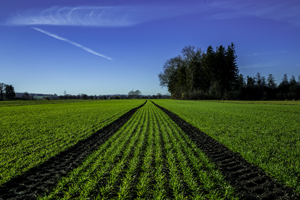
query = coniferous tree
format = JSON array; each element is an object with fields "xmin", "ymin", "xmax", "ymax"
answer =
[
  {"xmin": 225, "ymin": 43, "xmax": 239, "ymax": 90},
  {"xmin": 158, "ymin": 43, "xmax": 299, "ymax": 100},
  {"xmin": 267, "ymin": 74, "xmax": 276, "ymax": 89},
  {"xmin": 190, "ymin": 51, "xmax": 203, "ymax": 91},
  {"xmin": 289, "ymin": 75, "xmax": 298, "ymax": 99},
  {"xmin": 202, "ymin": 45, "xmax": 215, "ymax": 92},
  {"xmin": 266, "ymin": 74, "xmax": 276, "ymax": 99},
  {"xmin": 278, "ymin": 74, "xmax": 290, "ymax": 99},
  {"xmin": 215, "ymin": 45, "xmax": 226, "ymax": 93},
  {"xmin": 237, "ymin": 74, "xmax": 245, "ymax": 89}
]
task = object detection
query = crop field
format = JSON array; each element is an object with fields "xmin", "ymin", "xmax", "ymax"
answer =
[
  {"xmin": 38, "ymin": 101, "xmax": 238, "ymax": 199},
  {"xmin": 0, "ymin": 100, "xmax": 144, "ymax": 186},
  {"xmin": 210, "ymin": 100, "xmax": 300, "ymax": 106},
  {"xmin": 0, "ymin": 99, "xmax": 299, "ymax": 199},
  {"xmin": 153, "ymin": 100, "xmax": 300, "ymax": 194}
]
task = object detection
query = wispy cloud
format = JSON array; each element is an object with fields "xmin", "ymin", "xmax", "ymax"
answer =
[
  {"xmin": 5, "ymin": 2, "xmax": 300, "ymax": 27},
  {"xmin": 6, "ymin": 6, "xmax": 200, "ymax": 27},
  {"xmin": 32, "ymin": 27, "xmax": 112, "ymax": 60},
  {"xmin": 210, "ymin": 0, "xmax": 300, "ymax": 26},
  {"xmin": 10, "ymin": 6, "xmax": 137, "ymax": 27}
]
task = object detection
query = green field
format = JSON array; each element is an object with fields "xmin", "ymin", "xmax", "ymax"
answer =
[
  {"xmin": 0, "ymin": 100, "xmax": 144, "ymax": 185},
  {"xmin": 1, "ymin": 99, "xmax": 299, "ymax": 199},
  {"xmin": 41, "ymin": 101, "xmax": 237, "ymax": 199},
  {"xmin": 211, "ymin": 100, "xmax": 300, "ymax": 105},
  {"xmin": 153, "ymin": 99, "xmax": 300, "ymax": 193}
]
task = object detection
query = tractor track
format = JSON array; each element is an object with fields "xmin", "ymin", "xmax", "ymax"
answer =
[
  {"xmin": 0, "ymin": 101, "xmax": 146, "ymax": 200},
  {"xmin": 152, "ymin": 101, "xmax": 299, "ymax": 200}
]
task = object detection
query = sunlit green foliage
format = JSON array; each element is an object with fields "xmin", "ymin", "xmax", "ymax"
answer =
[
  {"xmin": 0, "ymin": 100, "xmax": 144, "ymax": 185},
  {"xmin": 153, "ymin": 99, "xmax": 300, "ymax": 193}
]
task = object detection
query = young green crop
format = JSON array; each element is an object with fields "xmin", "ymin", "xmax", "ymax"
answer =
[
  {"xmin": 0, "ymin": 100, "xmax": 144, "ymax": 186},
  {"xmin": 153, "ymin": 99, "xmax": 300, "ymax": 193},
  {"xmin": 40, "ymin": 101, "xmax": 239, "ymax": 199}
]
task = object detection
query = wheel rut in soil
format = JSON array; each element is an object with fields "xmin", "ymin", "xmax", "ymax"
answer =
[
  {"xmin": 152, "ymin": 101, "xmax": 299, "ymax": 200},
  {"xmin": 0, "ymin": 101, "xmax": 147, "ymax": 200}
]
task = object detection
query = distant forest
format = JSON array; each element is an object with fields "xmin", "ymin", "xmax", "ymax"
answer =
[
  {"xmin": 159, "ymin": 43, "xmax": 300, "ymax": 100},
  {"xmin": 0, "ymin": 83, "xmax": 15, "ymax": 101}
]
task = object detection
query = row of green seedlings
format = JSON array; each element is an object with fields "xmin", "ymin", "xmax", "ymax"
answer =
[
  {"xmin": 151, "ymin": 103, "xmax": 238, "ymax": 199},
  {"xmin": 39, "ymin": 104, "xmax": 149, "ymax": 199},
  {"xmin": 39, "ymin": 102, "xmax": 238, "ymax": 199},
  {"xmin": 153, "ymin": 100, "xmax": 300, "ymax": 193}
]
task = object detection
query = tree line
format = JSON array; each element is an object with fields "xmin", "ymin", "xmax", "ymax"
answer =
[
  {"xmin": 0, "ymin": 83, "xmax": 15, "ymax": 101},
  {"xmin": 158, "ymin": 43, "xmax": 300, "ymax": 100}
]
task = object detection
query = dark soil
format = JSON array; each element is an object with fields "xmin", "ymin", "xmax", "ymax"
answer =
[
  {"xmin": 152, "ymin": 101, "xmax": 299, "ymax": 200},
  {"xmin": 0, "ymin": 101, "xmax": 146, "ymax": 200}
]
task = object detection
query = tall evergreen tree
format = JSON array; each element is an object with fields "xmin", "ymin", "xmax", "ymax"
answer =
[
  {"xmin": 225, "ymin": 43, "xmax": 239, "ymax": 90},
  {"xmin": 190, "ymin": 50, "xmax": 203, "ymax": 91},
  {"xmin": 215, "ymin": 45, "xmax": 226, "ymax": 91},
  {"xmin": 278, "ymin": 74, "xmax": 290, "ymax": 99},
  {"xmin": 267, "ymin": 74, "xmax": 276, "ymax": 89},
  {"xmin": 202, "ymin": 45, "xmax": 215, "ymax": 91},
  {"xmin": 255, "ymin": 73, "xmax": 262, "ymax": 89},
  {"xmin": 237, "ymin": 74, "xmax": 245, "ymax": 89},
  {"xmin": 289, "ymin": 75, "xmax": 298, "ymax": 99}
]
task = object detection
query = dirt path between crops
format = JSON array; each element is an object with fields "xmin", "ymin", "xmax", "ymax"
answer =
[
  {"xmin": 0, "ymin": 101, "xmax": 147, "ymax": 200},
  {"xmin": 152, "ymin": 101, "xmax": 299, "ymax": 200}
]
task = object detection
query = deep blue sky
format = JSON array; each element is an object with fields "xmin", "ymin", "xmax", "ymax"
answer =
[{"xmin": 0, "ymin": 0, "xmax": 299, "ymax": 95}]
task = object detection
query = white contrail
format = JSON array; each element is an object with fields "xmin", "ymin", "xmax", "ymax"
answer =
[{"xmin": 32, "ymin": 27, "xmax": 112, "ymax": 60}]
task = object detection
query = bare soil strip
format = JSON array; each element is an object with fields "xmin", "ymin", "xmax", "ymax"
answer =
[
  {"xmin": 152, "ymin": 101, "xmax": 299, "ymax": 200},
  {"xmin": 0, "ymin": 101, "xmax": 146, "ymax": 200}
]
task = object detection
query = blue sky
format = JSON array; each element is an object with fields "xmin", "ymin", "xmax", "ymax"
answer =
[{"xmin": 0, "ymin": 0, "xmax": 299, "ymax": 95}]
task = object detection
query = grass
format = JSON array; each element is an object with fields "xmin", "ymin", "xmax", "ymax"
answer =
[
  {"xmin": 0, "ymin": 99, "xmax": 144, "ymax": 186},
  {"xmin": 212, "ymin": 100, "xmax": 300, "ymax": 105},
  {"xmin": 153, "ymin": 99, "xmax": 300, "ymax": 193},
  {"xmin": 40, "ymin": 101, "xmax": 238, "ymax": 199}
]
